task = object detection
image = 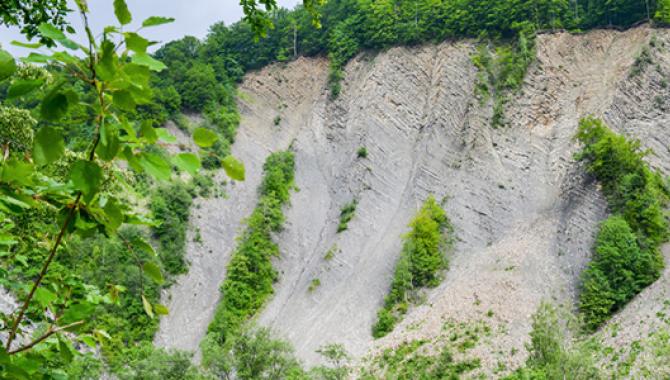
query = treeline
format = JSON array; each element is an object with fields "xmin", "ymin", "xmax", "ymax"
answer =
[{"xmin": 149, "ymin": 0, "xmax": 669, "ymax": 125}]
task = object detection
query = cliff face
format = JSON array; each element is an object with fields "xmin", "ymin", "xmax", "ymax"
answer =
[{"xmin": 156, "ymin": 26, "xmax": 670, "ymax": 376}]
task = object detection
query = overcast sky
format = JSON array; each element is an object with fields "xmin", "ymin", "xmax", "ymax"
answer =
[{"xmin": 0, "ymin": 0, "xmax": 300, "ymax": 56}]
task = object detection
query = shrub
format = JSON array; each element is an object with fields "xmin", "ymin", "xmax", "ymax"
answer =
[
  {"xmin": 150, "ymin": 181, "xmax": 193, "ymax": 275},
  {"xmin": 372, "ymin": 196, "xmax": 452, "ymax": 338},
  {"xmin": 576, "ymin": 117, "xmax": 669, "ymax": 330},
  {"xmin": 337, "ymin": 199, "xmax": 358, "ymax": 232},
  {"xmin": 505, "ymin": 303, "xmax": 602, "ymax": 379},
  {"xmin": 357, "ymin": 147, "xmax": 368, "ymax": 158},
  {"xmin": 274, "ymin": 115, "xmax": 281, "ymax": 126},
  {"xmin": 114, "ymin": 343, "xmax": 203, "ymax": 380},
  {"xmin": 308, "ymin": 278, "xmax": 321, "ymax": 292},
  {"xmin": 206, "ymin": 151, "xmax": 295, "ymax": 347}
]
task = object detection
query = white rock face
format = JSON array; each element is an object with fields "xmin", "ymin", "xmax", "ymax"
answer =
[{"xmin": 156, "ymin": 26, "xmax": 670, "ymax": 375}]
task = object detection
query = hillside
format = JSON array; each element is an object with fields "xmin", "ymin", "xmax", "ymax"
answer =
[{"xmin": 154, "ymin": 25, "xmax": 670, "ymax": 377}]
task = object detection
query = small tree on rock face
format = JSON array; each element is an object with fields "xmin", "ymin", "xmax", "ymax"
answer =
[{"xmin": 311, "ymin": 343, "xmax": 350, "ymax": 380}]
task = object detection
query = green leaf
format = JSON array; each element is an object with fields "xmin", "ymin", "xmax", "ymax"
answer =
[
  {"xmin": 96, "ymin": 40, "xmax": 117, "ymax": 81},
  {"xmin": 102, "ymin": 198, "xmax": 123, "ymax": 232},
  {"xmin": 21, "ymin": 52, "xmax": 51, "ymax": 64},
  {"xmin": 113, "ymin": 0, "xmax": 132, "ymax": 25},
  {"xmin": 123, "ymin": 63, "xmax": 150, "ymax": 87},
  {"xmin": 34, "ymin": 287, "xmax": 56, "ymax": 307},
  {"xmin": 11, "ymin": 40, "xmax": 42, "ymax": 49},
  {"xmin": 155, "ymin": 128, "xmax": 177, "ymax": 143},
  {"xmin": 0, "ymin": 193, "xmax": 32, "ymax": 210},
  {"xmin": 37, "ymin": 23, "xmax": 77, "ymax": 49},
  {"xmin": 124, "ymin": 32, "xmax": 149, "ymax": 53},
  {"xmin": 79, "ymin": 335, "xmax": 97, "ymax": 348},
  {"xmin": 172, "ymin": 153, "xmax": 201, "ymax": 175},
  {"xmin": 141, "ymin": 295, "xmax": 154, "ymax": 318},
  {"xmin": 33, "ymin": 126, "xmax": 65, "ymax": 166},
  {"xmin": 60, "ymin": 302, "xmax": 95, "ymax": 325},
  {"xmin": 193, "ymin": 128, "xmax": 218, "ymax": 148},
  {"xmin": 1, "ymin": 159, "xmax": 34, "ymax": 186},
  {"xmin": 0, "ymin": 233, "xmax": 17, "ymax": 246},
  {"xmin": 132, "ymin": 236, "xmax": 156, "ymax": 256},
  {"xmin": 222, "ymin": 155, "xmax": 245, "ymax": 181},
  {"xmin": 37, "ymin": 23, "xmax": 66, "ymax": 40},
  {"xmin": 70, "ymin": 160, "xmax": 103, "ymax": 197},
  {"xmin": 143, "ymin": 262, "xmax": 164, "ymax": 285},
  {"xmin": 112, "ymin": 89, "xmax": 135, "ymax": 111},
  {"xmin": 59, "ymin": 338, "xmax": 74, "ymax": 363},
  {"xmin": 154, "ymin": 304, "xmax": 169, "ymax": 315},
  {"xmin": 140, "ymin": 121, "xmax": 158, "ymax": 143},
  {"xmin": 138, "ymin": 152, "xmax": 171, "ymax": 180},
  {"xmin": 52, "ymin": 51, "xmax": 79, "ymax": 65},
  {"xmin": 94, "ymin": 329, "xmax": 112, "ymax": 341},
  {"xmin": 7, "ymin": 79, "xmax": 43, "ymax": 98},
  {"xmin": 142, "ymin": 16, "xmax": 175, "ymax": 27},
  {"xmin": 131, "ymin": 52, "xmax": 166, "ymax": 72},
  {"xmin": 40, "ymin": 86, "xmax": 69, "ymax": 121},
  {"xmin": 96, "ymin": 123, "xmax": 121, "ymax": 161},
  {"xmin": 0, "ymin": 49, "xmax": 16, "ymax": 81}
]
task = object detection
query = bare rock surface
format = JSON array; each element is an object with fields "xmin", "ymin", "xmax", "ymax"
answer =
[{"xmin": 155, "ymin": 26, "xmax": 670, "ymax": 376}]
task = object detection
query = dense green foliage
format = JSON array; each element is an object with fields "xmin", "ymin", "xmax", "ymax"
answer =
[
  {"xmin": 372, "ymin": 196, "xmax": 451, "ymax": 338},
  {"xmin": 205, "ymin": 151, "xmax": 295, "ymax": 349},
  {"xmin": 0, "ymin": 1, "xmax": 249, "ymax": 377},
  {"xmin": 150, "ymin": 181, "xmax": 193, "ymax": 275},
  {"xmin": 0, "ymin": 0, "xmax": 69, "ymax": 42},
  {"xmin": 202, "ymin": 326, "xmax": 308, "ymax": 379},
  {"xmin": 152, "ymin": 0, "xmax": 661, "ymax": 105},
  {"xmin": 575, "ymin": 117, "xmax": 669, "ymax": 330}
]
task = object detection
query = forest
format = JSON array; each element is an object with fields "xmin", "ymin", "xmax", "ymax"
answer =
[{"xmin": 0, "ymin": 0, "xmax": 668, "ymax": 378}]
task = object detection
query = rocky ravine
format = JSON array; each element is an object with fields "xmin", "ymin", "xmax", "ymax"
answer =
[{"xmin": 156, "ymin": 26, "xmax": 670, "ymax": 376}]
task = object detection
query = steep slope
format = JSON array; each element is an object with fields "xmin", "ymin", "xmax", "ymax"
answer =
[
  {"xmin": 154, "ymin": 57, "xmax": 328, "ymax": 354},
  {"xmin": 156, "ymin": 26, "xmax": 670, "ymax": 376}
]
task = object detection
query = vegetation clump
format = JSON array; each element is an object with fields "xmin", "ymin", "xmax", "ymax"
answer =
[
  {"xmin": 150, "ymin": 181, "xmax": 193, "ymax": 275},
  {"xmin": 337, "ymin": 199, "xmax": 358, "ymax": 232},
  {"xmin": 205, "ymin": 151, "xmax": 295, "ymax": 348},
  {"xmin": 357, "ymin": 146, "xmax": 368, "ymax": 158},
  {"xmin": 504, "ymin": 302, "xmax": 602, "ymax": 379},
  {"xmin": 372, "ymin": 196, "xmax": 452, "ymax": 338},
  {"xmin": 472, "ymin": 28, "xmax": 535, "ymax": 127},
  {"xmin": 575, "ymin": 117, "xmax": 669, "ymax": 330},
  {"xmin": 361, "ymin": 319, "xmax": 484, "ymax": 379}
]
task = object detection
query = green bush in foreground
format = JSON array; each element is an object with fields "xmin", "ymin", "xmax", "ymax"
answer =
[
  {"xmin": 372, "ymin": 196, "xmax": 452, "ymax": 338},
  {"xmin": 575, "ymin": 117, "xmax": 669, "ymax": 330}
]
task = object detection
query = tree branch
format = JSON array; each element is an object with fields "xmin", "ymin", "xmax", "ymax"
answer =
[
  {"xmin": 5, "ymin": 6, "xmax": 105, "ymax": 353},
  {"xmin": 8, "ymin": 320, "xmax": 84, "ymax": 355}
]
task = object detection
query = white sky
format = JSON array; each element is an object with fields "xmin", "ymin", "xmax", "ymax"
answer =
[{"xmin": 0, "ymin": 0, "xmax": 300, "ymax": 57}]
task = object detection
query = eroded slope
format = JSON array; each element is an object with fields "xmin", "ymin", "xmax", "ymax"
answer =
[{"xmin": 156, "ymin": 27, "xmax": 670, "ymax": 376}]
